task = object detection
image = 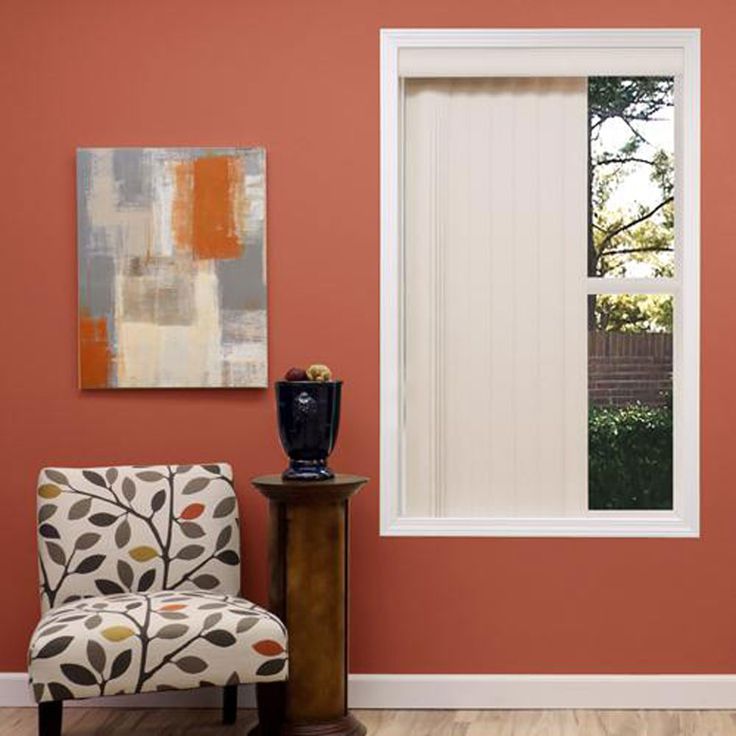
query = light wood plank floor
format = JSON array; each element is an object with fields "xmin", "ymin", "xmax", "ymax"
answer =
[{"xmin": 3, "ymin": 708, "xmax": 736, "ymax": 735}]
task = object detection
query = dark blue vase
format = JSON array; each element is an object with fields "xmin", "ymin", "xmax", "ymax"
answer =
[{"xmin": 276, "ymin": 381, "xmax": 342, "ymax": 481}]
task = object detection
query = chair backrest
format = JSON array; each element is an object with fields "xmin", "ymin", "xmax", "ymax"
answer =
[{"xmin": 37, "ymin": 463, "xmax": 241, "ymax": 612}]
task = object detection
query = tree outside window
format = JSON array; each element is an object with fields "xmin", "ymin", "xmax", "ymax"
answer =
[{"xmin": 588, "ymin": 77, "xmax": 674, "ymax": 510}]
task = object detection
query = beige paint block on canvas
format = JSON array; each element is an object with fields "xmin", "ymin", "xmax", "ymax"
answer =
[{"xmin": 115, "ymin": 262, "xmax": 223, "ymax": 387}]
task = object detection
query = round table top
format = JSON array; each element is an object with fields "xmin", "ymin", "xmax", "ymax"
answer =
[{"xmin": 251, "ymin": 474, "xmax": 369, "ymax": 503}]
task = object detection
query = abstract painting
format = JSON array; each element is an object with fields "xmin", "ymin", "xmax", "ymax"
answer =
[{"xmin": 77, "ymin": 147, "xmax": 267, "ymax": 388}]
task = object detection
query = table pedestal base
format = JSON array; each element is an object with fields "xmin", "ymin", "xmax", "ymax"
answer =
[
  {"xmin": 249, "ymin": 713, "xmax": 365, "ymax": 736},
  {"xmin": 252, "ymin": 475, "xmax": 368, "ymax": 736},
  {"xmin": 282, "ymin": 713, "xmax": 366, "ymax": 736}
]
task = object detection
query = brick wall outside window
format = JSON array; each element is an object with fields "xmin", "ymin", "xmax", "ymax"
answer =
[{"xmin": 588, "ymin": 332, "xmax": 672, "ymax": 408}]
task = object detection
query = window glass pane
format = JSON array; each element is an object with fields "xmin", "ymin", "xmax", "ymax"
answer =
[
  {"xmin": 588, "ymin": 77, "xmax": 674, "ymax": 278},
  {"xmin": 588, "ymin": 294, "xmax": 673, "ymax": 510}
]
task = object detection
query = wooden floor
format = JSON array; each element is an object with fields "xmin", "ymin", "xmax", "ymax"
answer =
[{"xmin": 3, "ymin": 708, "xmax": 736, "ymax": 735}]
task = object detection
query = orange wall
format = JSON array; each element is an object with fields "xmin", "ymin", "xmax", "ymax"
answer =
[{"xmin": 1, "ymin": 0, "xmax": 734, "ymax": 674}]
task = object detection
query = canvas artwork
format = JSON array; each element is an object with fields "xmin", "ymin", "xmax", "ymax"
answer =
[{"xmin": 77, "ymin": 147, "xmax": 267, "ymax": 388}]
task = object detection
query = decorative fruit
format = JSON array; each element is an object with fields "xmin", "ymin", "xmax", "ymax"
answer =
[
  {"xmin": 306, "ymin": 364, "xmax": 332, "ymax": 382},
  {"xmin": 284, "ymin": 367, "xmax": 308, "ymax": 381}
]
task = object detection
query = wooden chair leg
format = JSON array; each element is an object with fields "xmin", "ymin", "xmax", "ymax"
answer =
[
  {"xmin": 254, "ymin": 681, "xmax": 285, "ymax": 736},
  {"xmin": 38, "ymin": 700, "xmax": 62, "ymax": 736},
  {"xmin": 222, "ymin": 684, "xmax": 238, "ymax": 724}
]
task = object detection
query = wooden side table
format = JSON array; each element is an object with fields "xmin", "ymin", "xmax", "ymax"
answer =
[{"xmin": 252, "ymin": 474, "xmax": 368, "ymax": 736}]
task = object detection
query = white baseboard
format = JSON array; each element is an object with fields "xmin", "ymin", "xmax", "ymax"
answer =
[
  {"xmin": 4, "ymin": 673, "xmax": 736, "ymax": 710},
  {"xmin": 349, "ymin": 674, "xmax": 736, "ymax": 709}
]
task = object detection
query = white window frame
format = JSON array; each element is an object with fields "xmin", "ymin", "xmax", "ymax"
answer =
[{"xmin": 380, "ymin": 28, "xmax": 700, "ymax": 537}]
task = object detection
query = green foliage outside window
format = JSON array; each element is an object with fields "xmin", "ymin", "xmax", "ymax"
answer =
[{"xmin": 588, "ymin": 401, "xmax": 673, "ymax": 510}]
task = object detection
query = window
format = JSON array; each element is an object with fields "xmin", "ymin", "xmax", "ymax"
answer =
[{"xmin": 380, "ymin": 29, "xmax": 700, "ymax": 537}]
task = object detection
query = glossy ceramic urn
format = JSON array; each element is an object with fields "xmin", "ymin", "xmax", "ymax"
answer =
[{"xmin": 275, "ymin": 381, "xmax": 342, "ymax": 481}]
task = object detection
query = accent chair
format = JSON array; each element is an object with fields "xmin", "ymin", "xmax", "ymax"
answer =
[{"xmin": 28, "ymin": 463, "xmax": 287, "ymax": 735}]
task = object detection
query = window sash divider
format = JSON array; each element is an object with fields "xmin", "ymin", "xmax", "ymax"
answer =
[{"xmin": 585, "ymin": 278, "xmax": 679, "ymax": 295}]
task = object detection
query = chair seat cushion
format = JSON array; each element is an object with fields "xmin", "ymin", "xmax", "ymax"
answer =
[{"xmin": 28, "ymin": 591, "xmax": 288, "ymax": 703}]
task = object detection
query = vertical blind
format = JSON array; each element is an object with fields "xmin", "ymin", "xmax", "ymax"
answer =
[{"xmin": 403, "ymin": 77, "xmax": 588, "ymax": 517}]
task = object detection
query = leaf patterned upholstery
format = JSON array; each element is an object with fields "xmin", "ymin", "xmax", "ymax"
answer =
[
  {"xmin": 29, "ymin": 464, "xmax": 288, "ymax": 703},
  {"xmin": 37, "ymin": 464, "xmax": 241, "ymax": 610},
  {"xmin": 29, "ymin": 591, "xmax": 287, "ymax": 702}
]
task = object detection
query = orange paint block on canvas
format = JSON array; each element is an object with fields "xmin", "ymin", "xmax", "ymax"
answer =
[
  {"xmin": 192, "ymin": 155, "xmax": 244, "ymax": 259},
  {"xmin": 79, "ymin": 315, "xmax": 111, "ymax": 388}
]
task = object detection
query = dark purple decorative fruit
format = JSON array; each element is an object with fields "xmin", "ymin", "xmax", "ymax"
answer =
[{"xmin": 284, "ymin": 367, "xmax": 308, "ymax": 381}]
